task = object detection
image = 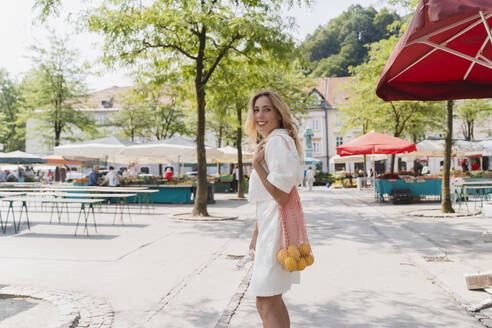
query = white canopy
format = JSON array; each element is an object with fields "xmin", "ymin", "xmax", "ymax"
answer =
[
  {"xmin": 54, "ymin": 136, "xmax": 135, "ymax": 162},
  {"xmin": 403, "ymin": 139, "xmax": 484, "ymax": 157},
  {"xmin": 121, "ymin": 142, "xmax": 224, "ymax": 164},
  {"xmin": 0, "ymin": 151, "xmax": 45, "ymax": 164},
  {"xmin": 210, "ymin": 146, "xmax": 253, "ymax": 163}
]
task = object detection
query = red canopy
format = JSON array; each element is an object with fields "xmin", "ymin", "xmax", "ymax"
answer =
[
  {"xmin": 336, "ymin": 132, "xmax": 417, "ymax": 156},
  {"xmin": 376, "ymin": 0, "xmax": 492, "ymax": 101}
]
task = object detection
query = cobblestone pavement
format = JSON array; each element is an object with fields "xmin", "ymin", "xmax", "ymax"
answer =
[{"xmin": 0, "ymin": 285, "xmax": 113, "ymax": 327}]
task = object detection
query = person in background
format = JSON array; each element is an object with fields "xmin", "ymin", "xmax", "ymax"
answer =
[
  {"xmin": 102, "ymin": 166, "xmax": 120, "ymax": 186},
  {"xmin": 461, "ymin": 159, "xmax": 469, "ymax": 172},
  {"xmin": 126, "ymin": 162, "xmax": 137, "ymax": 179},
  {"xmin": 421, "ymin": 163, "xmax": 430, "ymax": 175},
  {"xmin": 6, "ymin": 170, "xmax": 18, "ymax": 182},
  {"xmin": 164, "ymin": 167, "xmax": 174, "ymax": 181},
  {"xmin": 60, "ymin": 167, "xmax": 67, "ymax": 183},
  {"xmin": 471, "ymin": 160, "xmax": 480, "ymax": 171},
  {"xmin": 305, "ymin": 166, "xmax": 315, "ymax": 191},
  {"xmin": 0, "ymin": 170, "xmax": 8, "ymax": 182},
  {"xmin": 88, "ymin": 165, "xmax": 99, "ymax": 186},
  {"xmin": 232, "ymin": 164, "xmax": 239, "ymax": 192},
  {"xmin": 414, "ymin": 161, "xmax": 423, "ymax": 176}
]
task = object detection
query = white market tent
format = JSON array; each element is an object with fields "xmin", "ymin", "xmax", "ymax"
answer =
[
  {"xmin": 210, "ymin": 146, "xmax": 253, "ymax": 163},
  {"xmin": 0, "ymin": 151, "xmax": 45, "ymax": 164},
  {"xmin": 54, "ymin": 136, "xmax": 135, "ymax": 163},
  {"xmin": 402, "ymin": 139, "xmax": 484, "ymax": 157},
  {"xmin": 121, "ymin": 142, "xmax": 223, "ymax": 164}
]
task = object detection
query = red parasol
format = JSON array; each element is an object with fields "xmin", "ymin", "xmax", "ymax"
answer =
[
  {"xmin": 336, "ymin": 131, "xmax": 417, "ymax": 156},
  {"xmin": 376, "ymin": 0, "xmax": 492, "ymax": 101}
]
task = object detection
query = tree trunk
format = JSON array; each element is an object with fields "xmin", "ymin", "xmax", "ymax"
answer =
[
  {"xmin": 55, "ymin": 128, "xmax": 61, "ymax": 147},
  {"xmin": 442, "ymin": 100, "xmax": 455, "ymax": 213},
  {"xmin": 192, "ymin": 83, "xmax": 209, "ymax": 216},
  {"xmin": 236, "ymin": 105, "xmax": 245, "ymax": 199},
  {"xmin": 363, "ymin": 154, "xmax": 367, "ymax": 176},
  {"xmin": 192, "ymin": 27, "xmax": 208, "ymax": 217},
  {"xmin": 390, "ymin": 154, "xmax": 396, "ymax": 173}
]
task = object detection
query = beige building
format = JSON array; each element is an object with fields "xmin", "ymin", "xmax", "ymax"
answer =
[{"xmin": 298, "ymin": 77, "xmax": 360, "ymax": 173}]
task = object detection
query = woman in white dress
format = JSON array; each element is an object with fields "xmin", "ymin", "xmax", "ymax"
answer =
[{"xmin": 245, "ymin": 91, "xmax": 304, "ymax": 327}]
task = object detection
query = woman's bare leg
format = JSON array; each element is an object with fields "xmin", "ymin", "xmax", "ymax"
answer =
[
  {"xmin": 280, "ymin": 297, "xmax": 290, "ymax": 327},
  {"xmin": 256, "ymin": 294, "xmax": 289, "ymax": 328}
]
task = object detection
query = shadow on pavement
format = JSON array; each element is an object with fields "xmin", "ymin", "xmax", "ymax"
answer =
[
  {"xmin": 0, "ymin": 295, "xmax": 37, "ymax": 322},
  {"xmin": 15, "ymin": 233, "xmax": 119, "ymax": 240}
]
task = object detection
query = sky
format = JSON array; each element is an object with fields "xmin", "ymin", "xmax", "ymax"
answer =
[{"xmin": 0, "ymin": 0, "xmax": 399, "ymax": 91}]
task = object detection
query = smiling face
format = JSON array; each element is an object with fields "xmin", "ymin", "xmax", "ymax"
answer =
[{"xmin": 253, "ymin": 95, "xmax": 282, "ymax": 138}]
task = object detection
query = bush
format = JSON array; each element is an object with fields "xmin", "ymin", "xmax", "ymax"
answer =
[{"xmin": 314, "ymin": 172, "xmax": 335, "ymax": 186}]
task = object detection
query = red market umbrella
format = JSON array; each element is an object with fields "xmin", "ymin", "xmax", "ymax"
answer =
[
  {"xmin": 376, "ymin": 0, "xmax": 492, "ymax": 101},
  {"xmin": 336, "ymin": 131, "xmax": 417, "ymax": 156}
]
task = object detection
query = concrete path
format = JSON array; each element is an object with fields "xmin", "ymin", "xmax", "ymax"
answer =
[{"xmin": 0, "ymin": 188, "xmax": 491, "ymax": 327}]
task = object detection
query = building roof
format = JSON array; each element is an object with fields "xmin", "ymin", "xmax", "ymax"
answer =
[
  {"xmin": 311, "ymin": 76, "xmax": 351, "ymax": 108},
  {"xmin": 79, "ymin": 85, "xmax": 174, "ymax": 110},
  {"xmin": 80, "ymin": 86, "xmax": 133, "ymax": 109}
]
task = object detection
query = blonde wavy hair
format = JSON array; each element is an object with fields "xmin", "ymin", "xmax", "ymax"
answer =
[{"xmin": 244, "ymin": 91, "xmax": 303, "ymax": 159}]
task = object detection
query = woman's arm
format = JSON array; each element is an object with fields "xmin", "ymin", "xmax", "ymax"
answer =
[{"xmin": 252, "ymin": 141, "xmax": 290, "ymax": 207}]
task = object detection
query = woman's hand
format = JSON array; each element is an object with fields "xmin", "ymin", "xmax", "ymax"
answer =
[{"xmin": 252, "ymin": 141, "xmax": 266, "ymax": 170}]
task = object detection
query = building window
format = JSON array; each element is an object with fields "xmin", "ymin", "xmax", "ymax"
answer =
[
  {"xmin": 312, "ymin": 119, "xmax": 319, "ymax": 131},
  {"xmin": 336, "ymin": 136, "xmax": 344, "ymax": 147},
  {"xmin": 335, "ymin": 113, "xmax": 343, "ymax": 126},
  {"xmin": 312, "ymin": 141, "xmax": 320, "ymax": 153}
]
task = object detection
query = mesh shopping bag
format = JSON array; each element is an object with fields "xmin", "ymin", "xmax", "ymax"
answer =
[{"xmin": 276, "ymin": 187, "xmax": 314, "ymax": 272}]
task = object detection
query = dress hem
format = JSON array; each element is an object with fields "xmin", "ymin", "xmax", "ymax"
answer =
[{"xmin": 248, "ymin": 282, "xmax": 299, "ymax": 297}]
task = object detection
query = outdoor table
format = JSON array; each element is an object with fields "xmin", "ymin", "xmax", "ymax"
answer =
[
  {"xmin": 0, "ymin": 192, "xmax": 26, "ymax": 197},
  {"xmin": 0, "ymin": 187, "xmax": 156, "ymax": 209},
  {"xmin": 0, "ymin": 197, "xmax": 30, "ymax": 234},
  {"xmin": 464, "ymin": 186, "xmax": 492, "ymax": 214},
  {"xmin": 0, "ymin": 197, "xmax": 104, "ymax": 235},
  {"xmin": 53, "ymin": 192, "xmax": 136, "ymax": 224}
]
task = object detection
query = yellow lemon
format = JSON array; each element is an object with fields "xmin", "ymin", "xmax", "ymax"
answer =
[
  {"xmin": 277, "ymin": 249, "xmax": 288, "ymax": 263},
  {"xmin": 283, "ymin": 256, "xmax": 297, "ymax": 272},
  {"xmin": 305, "ymin": 254, "xmax": 315, "ymax": 266},
  {"xmin": 287, "ymin": 245, "xmax": 301, "ymax": 260},
  {"xmin": 296, "ymin": 257, "xmax": 307, "ymax": 271},
  {"xmin": 299, "ymin": 243, "xmax": 311, "ymax": 256}
]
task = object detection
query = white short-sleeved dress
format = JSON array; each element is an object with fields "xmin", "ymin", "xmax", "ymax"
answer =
[{"xmin": 248, "ymin": 129, "xmax": 303, "ymax": 297}]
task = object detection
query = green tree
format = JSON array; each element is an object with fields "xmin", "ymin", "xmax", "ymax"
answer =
[
  {"xmin": 113, "ymin": 92, "xmax": 148, "ymax": 142},
  {"xmin": 23, "ymin": 34, "xmax": 96, "ymax": 148},
  {"xmin": 0, "ymin": 69, "xmax": 25, "ymax": 151},
  {"xmin": 303, "ymin": 5, "xmax": 400, "ymax": 77},
  {"xmin": 456, "ymin": 99, "xmax": 492, "ymax": 141}
]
